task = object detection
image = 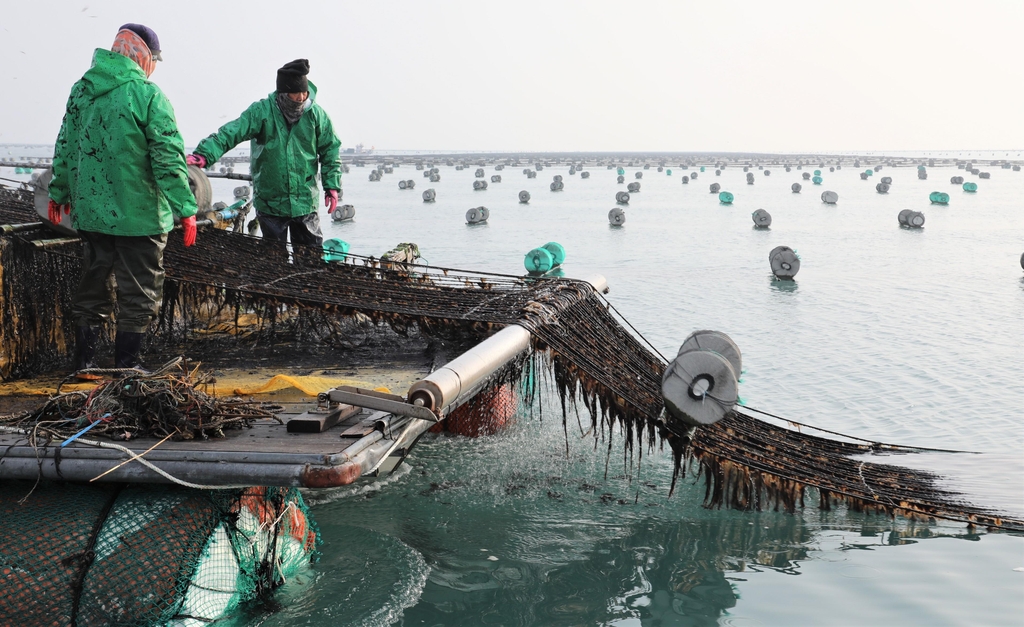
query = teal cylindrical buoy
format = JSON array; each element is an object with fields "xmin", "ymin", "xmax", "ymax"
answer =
[
  {"xmin": 929, "ymin": 191, "xmax": 950, "ymax": 204},
  {"xmin": 617, "ymin": 167, "xmax": 625, "ymax": 176},
  {"xmin": 963, "ymin": 182, "xmax": 978, "ymax": 192},
  {"xmin": 865, "ymin": 169, "xmax": 874, "ymax": 177},
  {"xmin": 700, "ymin": 166, "xmax": 706, "ymax": 172},
  {"xmin": 524, "ymin": 247, "xmax": 555, "ymax": 273},
  {"xmin": 666, "ymin": 169, "xmax": 672, "ymax": 175},
  {"xmin": 542, "ymin": 242, "xmax": 566, "ymax": 266},
  {"xmin": 718, "ymin": 191, "xmax": 734, "ymax": 204},
  {"xmin": 813, "ymin": 170, "xmax": 821, "ymax": 176},
  {"xmin": 812, "ymin": 176, "xmax": 823, "ymax": 185},
  {"xmin": 323, "ymin": 238, "xmax": 349, "ymax": 262}
]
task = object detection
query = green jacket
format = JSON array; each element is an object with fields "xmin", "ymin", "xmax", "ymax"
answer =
[
  {"xmin": 50, "ymin": 49, "xmax": 197, "ymax": 236},
  {"xmin": 194, "ymin": 82, "xmax": 341, "ymax": 218}
]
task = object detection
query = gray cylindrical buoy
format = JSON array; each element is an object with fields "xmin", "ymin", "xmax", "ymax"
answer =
[
  {"xmin": 675, "ymin": 330, "xmax": 742, "ymax": 379},
  {"xmin": 690, "ymin": 172, "xmax": 698, "ymax": 180},
  {"xmin": 398, "ymin": 179, "xmax": 407, "ymax": 189},
  {"xmin": 519, "ymin": 190, "xmax": 530, "ymax": 203},
  {"xmin": 616, "ymin": 191, "xmax": 630, "ymax": 204},
  {"xmin": 627, "ymin": 182, "xmax": 640, "ymax": 193},
  {"xmin": 1020, "ymin": 252, "xmax": 1024, "ymax": 270},
  {"xmin": 791, "ymin": 182, "xmax": 802, "ymax": 193},
  {"xmin": 979, "ymin": 172, "xmax": 990, "ymax": 179},
  {"xmin": 715, "ymin": 169, "xmax": 721, "ymax": 176},
  {"xmin": 617, "ymin": 175, "xmax": 625, "ymax": 184},
  {"xmin": 661, "ymin": 349, "xmax": 738, "ymax": 427},
  {"xmin": 332, "ymin": 204, "xmax": 355, "ymax": 221},
  {"xmin": 821, "ymin": 191, "xmax": 838, "ymax": 204},
  {"xmin": 881, "ymin": 177, "xmax": 892, "ymax": 184},
  {"xmin": 897, "ymin": 209, "xmax": 912, "ymax": 226},
  {"xmin": 899, "ymin": 209, "xmax": 925, "ymax": 228},
  {"xmin": 682, "ymin": 176, "xmax": 690, "ymax": 184},
  {"xmin": 553, "ymin": 174, "xmax": 563, "ymax": 182},
  {"xmin": 550, "ymin": 181, "xmax": 564, "ymax": 191},
  {"xmin": 710, "ymin": 182, "xmax": 721, "ymax": 193},
  {"xmin": 430, "ymin": 174, "xmax": 441, "ymax": 182},
  {"xmin": 474, "ymin": 180, "xmax": 488, "ymax": 190},
  {"xmin": 466, "ymin": 207, "xmax": 488, "ymax": 224},
  {"xmin": 475, "ymin": 168, "xmax": 485, "ymax": 178},
  {"xmin": 491, "ymin": 175, "xmax": 501, "ymax": 183},
  {"xmin": 803, "ymin": 172, "xmax": 812, "ymax": 180},
  {"xmin": 422, "ymin": 188, "xmax": 436, "ymax": 202},
  {"xmin": 580, "ymin": 171, "xmax": 590, "ymax": 179},
  {"xmin": 764, "ymin": 170, "xmax": 771, "ymax": 176},
  {"xmin": 369, "ymin": 171, "xmax": 381, "ymax": 181},
  {"xmin": 608, "ymin": 207, "xmax": 625, "ymax": 226},
  {"xmin": 769, "ymin": 245, "xmax": 800, "ymax": 280},
  {"xmin": 876, "ymin": 182, "xmax": 890, "ymax": 193},
  {"xmin": 635, "ymin": 172, "xmax": 643, "ymax": 179},
  {"xmin": 918, "ymin": 170, "xmax": 928, "ymax": 180},
  {"xmin": 860, "ymin": 172, "xmax": 868, "ymax": 180},
  {"xmin": 951, "ymin": 176, "xmax": 964, "ymax": 184},
  {"xmin": 752, "ymin": 209, "xmax": 772, "ymax": 228}
]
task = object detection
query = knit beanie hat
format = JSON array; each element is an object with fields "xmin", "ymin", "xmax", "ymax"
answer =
[
  {"xmin": 276, "ymin": 59, "xmax": 310, "ymax": 93},
  {"xmin": 118, "ymin": 23, "xmax": 162, "ymax": 61}
]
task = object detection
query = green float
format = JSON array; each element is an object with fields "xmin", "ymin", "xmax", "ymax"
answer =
[
  {"xmin": 812, "ymin": 176, "xmax": 823, "ymax": 185},
  {"xmin": 322, "ymin": 238, "xmax": 350, "ymax": 262},
  {"xmin": 962, "ymin": 182, "xmax": 978, "ymax": 192},
  {"xmin": 524, "ymin": 248, "xmax": 555, "ymax": 273},
  {"xmin": 929, "ymin": 191, "xmax": 950, "ymax": 204},
  {"xmin": 718, "ymin": 191, "xmax": 734, "ymax": 204},
  {"xmin": 617, "ymin": 167, "xmax": 625, "ymax": 176}
]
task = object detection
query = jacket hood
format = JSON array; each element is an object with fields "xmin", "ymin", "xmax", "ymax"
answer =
[{"xmin": 80, "ymin": 48, "xmax": 147, "ymax": 99}]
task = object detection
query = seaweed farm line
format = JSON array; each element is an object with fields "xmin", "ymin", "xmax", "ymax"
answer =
[{"xmin": 2, "ymin": 152, "xmax": 1023, "ymax": 626}]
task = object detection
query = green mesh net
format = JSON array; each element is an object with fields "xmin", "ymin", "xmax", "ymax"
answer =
[{"xmin": 0, "ymin": 482, "xmax": 319, "ymax": 626}]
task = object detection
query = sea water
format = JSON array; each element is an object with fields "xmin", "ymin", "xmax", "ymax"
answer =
[{"xmin": 4, "ymin": 154, "xmax": 1023, "ymax": 625}]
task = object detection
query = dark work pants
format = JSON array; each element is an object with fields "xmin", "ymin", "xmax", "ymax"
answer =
[
  {"xmin": 256, "ymin": 211, "xmax": 324, "ymax": 265},
  {"xmin": 72, "ymin": 231, "xmax": 168, "ymax": 333}
]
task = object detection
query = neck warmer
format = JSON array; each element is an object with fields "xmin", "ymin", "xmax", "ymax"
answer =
[
  {"xmin": 276, "ymin": 93, "xmax": 309, "ymax": 127},
  {"xmin": 112, "ymin": 29, "xmax": 156, "ymax": 78}
]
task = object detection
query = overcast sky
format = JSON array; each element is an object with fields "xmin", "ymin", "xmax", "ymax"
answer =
[{"xmin": 1, "ymin": 0, "xmax": 1021, "ymax": 152}]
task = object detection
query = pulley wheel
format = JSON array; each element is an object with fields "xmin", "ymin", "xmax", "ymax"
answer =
[
  {"xmin": 187, "ymin": 165, "xmax": 213, "ymax": 214},
  {"xmin": 662, "ymin": 350, "xmax": 738, "ymax": 427}
]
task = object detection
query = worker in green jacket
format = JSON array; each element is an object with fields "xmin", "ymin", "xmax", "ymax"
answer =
[
  {"xmin": 188, "ymin": 59, "xmax": 341, "ymax": 253},
  {"xmin": 49, "ymin": 23, "xmax": 197, "ymax": 377}
]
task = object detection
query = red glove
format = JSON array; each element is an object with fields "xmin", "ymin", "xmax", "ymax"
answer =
[
  {"xmin": 182, "ymin": 216, "xmax": 197, "ymax": 247},
  {"xmin": 47, "ymin": 199, "xmax": 70, "ymax": 225},
  {"xmin": 186, "ymin": 154, "xmax": 207, "ymax": 168},
  {"xmin": 325, "ymin": 189, "xmax": 339, "ymax": 213}
]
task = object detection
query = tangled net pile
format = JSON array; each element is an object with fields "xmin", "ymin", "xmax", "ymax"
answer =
[
  {"xmin": 1, "ymin": 188, "xmax": 1020, "ymax": 531},
  {"xmin": 1, "ymin": 360, "xmax": 279, "ymax": 443}
]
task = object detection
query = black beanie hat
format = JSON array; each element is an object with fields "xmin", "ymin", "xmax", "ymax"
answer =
[{"xmin": 277, "ymin": 59, "xmax": 310, "ymax": 93}]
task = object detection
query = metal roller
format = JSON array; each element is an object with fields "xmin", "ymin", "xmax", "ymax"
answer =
[
  {"xmin": 751, "ymin": 209, "xmax": 771, "ymax": 228},
  {"xmin": 674, "ymin": 330, "xmax": 741, "ymax": 377},
  {"xmin": 608, "ymin": 207, "xmax": 625, "ymax": 226},
  {"xmin": 661, "ymin": 350, "xmax": 738, "ymax": 427}
]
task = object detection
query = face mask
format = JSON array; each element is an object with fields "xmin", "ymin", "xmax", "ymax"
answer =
[{"xmin": 111, "ymin": 29, "xmax": 157, "ymax": 77}]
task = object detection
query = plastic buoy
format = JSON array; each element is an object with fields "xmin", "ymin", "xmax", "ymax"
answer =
[
  {"xmin": 1020, "ymin": 252, "xmax": 1024, "ymax": 270},
  {"xmin": 617, "ymin": 175, "xmax": 625, "ymax": 184},
  {"xmin": 803, "ymin": 172, "xmax": 812, "ymax": 180},
  {"xmin": 751, "ymin": 209, "xmax": 771, "ymax": 228},
  {"xmin": 764, "ymin": 170, "xmax": 771, "ymax": 176},
  {"xmin": 608, "ymin": 207, "xmax": 625, "ymax": 226},
  {"xmin": 404, "ymin": 179, "xmax": 416, "ymax": 189},
  {"xmin": 813, "ymin": 170, "xmax": 821, "ymax": 176},
  {"xmin": 553, "ymin": 174, "xmax": 563, "ymax": 183},
  {"xmin": 880, "ymin": 177, "xmax": 892, "ymax": 185},
  {"xmin": 466, "ymin": 207, "xmax": 489, "ymax": 224},
  {"xmin": 962, "ymin": 181, "xmax": 978, "ymax": 192},
  {"xmin": 876, "ymin": 182, "xmax": 890, "ymax": 193},
  {"xmin": 661, "ymin": 350, "xmax": 738, "ymax": 427},
  {"xmin": 543, "ymin": 242, "xmax": 566, "ymax": 265},
  {"xmin": 331, "ymin": 204, "xmax": 355, "ymax": 222},
  {"xmin": 979, "ymin": 172, "xmax": 990, "ymax": 179},
  {"xmin": 627, "ymin": 182, "xmax": 640, "ymax": 193},
  {"xmin": 519, "ymin": 190, "xmax": 531, "ymax": 203},
  {"xmin": 635, "ymin": 172, "xmax": 643, "ymax": 179},
  {"xmin": 690, "ymin": 172, "xmax": 698, "ymax": 180},
  {"xmin": 491, "ymin": 175, "xmax": 501, "ymax": 183},
  {"xmin": 475, "ymin": 168, "xmax": 485, "ymax": 178},
  {"xmin": 859, "ymin": 172, "xmax": 868, "ymax": 180},
  {"xmin": 918, "ymin": 170, "xmax": 928, "ymax": 180},
  {"xmin": 709, "ymin": 182, "xmax": 721, "ymax": 193},
  {"xmin": 550, "ymin": 181, "xmax": 564, "ymax": 191},
  {"xmin": 323, "ymin": 238, "xmax": 349, "ymax": 262},
  {"xmin": 580, "ymin": 171, "xmax": 590, "ymax": 179},
  {"xmin": 929, "ymin": 191, "xmax": 950, "ymax": 204},
  {"xmin": 616, "ymin": 191, "xmax": 630, "ymax": 204},
  {"xmin": 715, "ymin": 169, "xmax": 722, "ymax": 176},
  {"xmin": 769, "ymin": 245, "xmax": 800, "ymax": 280},
  {"xmin": 950, "ymin": 176, "xmax": 964, "ymax": 185},
  {"xmin": 666, "ymin": 169, "xmax": 672, "ymax": 175},
  {"xmin": 812, "ymin": 176, "xmax": 823, "ymax": 185},
  {"xmin": 675, "ymin": 330, "xmax": 742, "ymax": 378},
  {"xmin": 682, "ymin": 176, "xmax": 690, "ymax": 184},
  {"xmin": 791, "ymin": 183, "xmax": 802, "ymax": 193},
  {"xmin": 524, "ymin": 247, "xmax": 555, "ymax": 273},
  {"xmin": 718, "ymin": 191, "xmax": 734, "ymax": 204},
  {"xmin": 474, "ymin": 180, "xmax": 488, "ymax": 190},
  {"xmin": 821, "ymin": 191, "xmax": 838, "ymax": 204},
  {"xmin": 422, "ymin": 189, "xmax": 436, "ymax": 203},
  {"xmin": 700, "ymin": 166, "xmax": 706, "ymax": 172},
  {"xmin": 898, "ymin": 209, "xmax": 925, "ymax": 228},
  {"xmin": 617, "ymin": 167, "xmax": 625, "ymax": 175}
]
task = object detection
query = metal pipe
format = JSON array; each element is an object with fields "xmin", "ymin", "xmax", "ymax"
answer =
[
  {"xmin": 31, "ymin": 236, "xmax": 80, "ymax": 248},
  {"xmin": 0, "ymin": 221, "xmax": 44, "ymax": 234},
  {"xmin": 205, "ymin": 172, "xmax": 253, "ymax": 181},
  {"xmin": 407, "ymin": 273, "xmax": 608, "ymax": 414}
]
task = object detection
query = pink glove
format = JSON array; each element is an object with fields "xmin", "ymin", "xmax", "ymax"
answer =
[
  {"xmin": 186, "ymin": 154, "xmax": 207, "ymax": 168},
  {"xmin": 182, "ymin": 216, "xmax": 197, "ymax": 247},
  {"xmin": 47, "ymin": 199, "xmax": 70, "ymax": 225},
  {"xmin": 325, "ymin": 189, "xmax": 339, "ymax": 213}
]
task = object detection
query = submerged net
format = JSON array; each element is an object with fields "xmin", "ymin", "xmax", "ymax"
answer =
[
  {"xmin": 0, "ymin": 203, "xmax": 1020, "ymax": 532},
  {"xmin": 0, "ymin": 481, "xmax": 318, "ymax": 626}
]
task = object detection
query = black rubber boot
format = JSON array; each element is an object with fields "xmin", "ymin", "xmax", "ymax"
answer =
[
  {"xmin": 74, "ymin": 325, "xmax": 102, "ymax": 381},
  {"xmin": 114, "ymin": 331, "xmax": 147, "ymax": 370}
]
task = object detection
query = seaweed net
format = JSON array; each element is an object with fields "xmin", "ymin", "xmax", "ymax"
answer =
[
  {"xmin": 0, "ymin": 210, "xmax": 1020, "ymax": 531},
  {"xmin": 0, "ymin": 481, "xmax": 317, "ymax": 626}
]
